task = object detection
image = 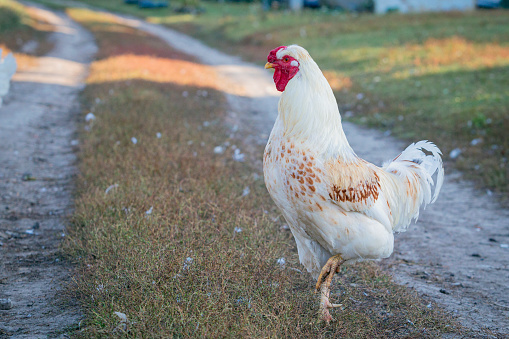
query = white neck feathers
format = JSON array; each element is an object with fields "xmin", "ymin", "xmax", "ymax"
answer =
[{"xmin": 277, "ymin": 57, "xmax": 355, "ymax": 160}]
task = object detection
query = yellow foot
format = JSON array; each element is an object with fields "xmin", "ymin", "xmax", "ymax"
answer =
[
  {"xmin": 319, "ymin": 284, "xmax": 342, "ymax": 323},
  {"xmin": 315, "ymin": 254, "xmax": 345, "ymax": 291}
]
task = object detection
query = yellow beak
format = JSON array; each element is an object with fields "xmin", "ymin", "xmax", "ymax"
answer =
[{"xmin": 265, "ymin": 62, "xmax": 275, "ymax": 69}]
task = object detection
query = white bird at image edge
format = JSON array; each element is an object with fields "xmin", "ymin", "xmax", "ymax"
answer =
[{"xmin": 0, "ymin": 49, "xmax": 17, "ymax": 107}]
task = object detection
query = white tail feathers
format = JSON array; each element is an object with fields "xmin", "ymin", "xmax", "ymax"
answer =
[
  {"xmin": 391, "ymin": 140, "xmax": 443, "ymax": 202},
  {"xmin": 383, "ymin": 140, "xmax": 444, "ymax": 232}
]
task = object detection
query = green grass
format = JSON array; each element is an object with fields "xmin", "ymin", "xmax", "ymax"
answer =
[
  {"xmin": 0, "ymin": 0, "xmax": 27, "ymax": 33},
  {"xmin": 44, "ymin": 0, "xmax": 509, "ymax": 199},
  {"xmin": 63, "ymin": 7, "xmax": 466, "ymax": 337}
]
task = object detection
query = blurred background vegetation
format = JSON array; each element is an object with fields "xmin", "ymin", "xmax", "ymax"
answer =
[
  {"xmin": 25, "ymin": 0, "xmax": 509, "ymax": 200},
  {"xmin": 78, "ymin": 0, "xmax": 509, "ymax": 199},
  {"xmin": 0, "ymin": 0, "xmax": 53, "ymax": 67}
]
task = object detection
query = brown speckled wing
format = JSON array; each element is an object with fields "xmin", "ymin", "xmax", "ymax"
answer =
[{"xmin": 325, "ymin": 159, "xmax": 381, "ymax": 211}]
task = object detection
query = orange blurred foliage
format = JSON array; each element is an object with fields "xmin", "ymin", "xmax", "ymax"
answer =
[
  {"xmin": 323, "ymin": 71, "xmax": 352, "ymax": 91},
  {"xmin": 412, "ymin": 36, "xmax": 509, "ymax": 68},
  {"xmin": 87, "ymin": 54, "xmax": 219, "ymax": 89},
  {"xmin": 386, "ymin": 36, "xmax": 509, "ymax": 74}
]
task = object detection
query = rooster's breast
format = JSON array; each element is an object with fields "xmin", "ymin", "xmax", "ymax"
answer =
[
  {"xmin": 263, "ymin": 132, "xmax": 395, "ymax": 263},
  {"xmin": 263, "ymin": 135, "xmax": 329, "ymax": 217}
]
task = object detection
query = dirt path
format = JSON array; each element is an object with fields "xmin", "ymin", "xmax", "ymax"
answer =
[
  {"xmin": 0, "ymin": 4, "xmax": 96, "ymax": 338},
  {"xmin": 105, "ymin": 14, "xmax": 508, "ymax": 336}
]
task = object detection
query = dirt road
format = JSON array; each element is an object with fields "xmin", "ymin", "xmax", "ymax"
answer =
[{"xmin": 0, "ymin": 4, "xmax": 96, "ymax": 337}]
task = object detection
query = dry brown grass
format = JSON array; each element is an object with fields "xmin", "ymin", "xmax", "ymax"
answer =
[{"xmin": 64, "ymin": 6, "xmax": 467, "ymax": 338}]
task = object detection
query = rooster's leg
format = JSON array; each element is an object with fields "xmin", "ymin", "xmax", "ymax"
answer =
[{"xmin": 316, "ymin": 254, "xmax": 344, "ymax": 323}]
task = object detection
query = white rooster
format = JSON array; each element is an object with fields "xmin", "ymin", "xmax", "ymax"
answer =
[
  {"xmin": 263, "ymin": 45, "xmax": 444, "ymax": 322},
  {"xmin": 0, "ymin": 49, "xmax": 17, "ymax": 107}
]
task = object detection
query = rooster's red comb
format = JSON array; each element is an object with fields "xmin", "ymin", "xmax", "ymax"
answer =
[{"xmin": 268, "ymin": 46, "xmax": 286, "ymax": 62}]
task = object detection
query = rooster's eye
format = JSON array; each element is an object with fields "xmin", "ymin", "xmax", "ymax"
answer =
[{"xmin": 283, "ymin": 57, "xmax": 289, "ymax": 62}]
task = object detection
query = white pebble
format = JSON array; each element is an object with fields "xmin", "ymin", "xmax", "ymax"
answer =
[
  {"xmin": 85, "ymin": 113, "xmax": 95, "ymax": 122},
  {"xmin": 213, "ymin": 146, "xmax": 225, "ymax": 154},
  {"xmin": 114, "ymin": 312, "xmax": 127, "ymax": 322},
  {"xmin": 242, "ymin": 186, "xmax": 250, "ymax": 197},
  {"xmin": 471, "ymin": 138, "xmax": 482, "ymax": 146},
  {"xmin": 131, "ymin": 137, "xmax": 137, "ymax": 144},
  {"xmin": 183, "ymin": 257, "xmax": 193, "ymax": 270},
  {"xmin": 449, "ymin": 148, "xmax": 462, "ymax": 159},
  {"xmin": 233, "ymin": 149, "xmax": 245, "ymax": 162}
]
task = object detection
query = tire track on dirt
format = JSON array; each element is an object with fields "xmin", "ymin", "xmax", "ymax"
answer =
[{"xmin": 0, "ymin": 4, "xmax": 96, "ymax": 337}]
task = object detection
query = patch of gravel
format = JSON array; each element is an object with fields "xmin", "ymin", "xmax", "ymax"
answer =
[{"xmin": 0, "ymin": 3, "xmax": 96, "ymax": 338}]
